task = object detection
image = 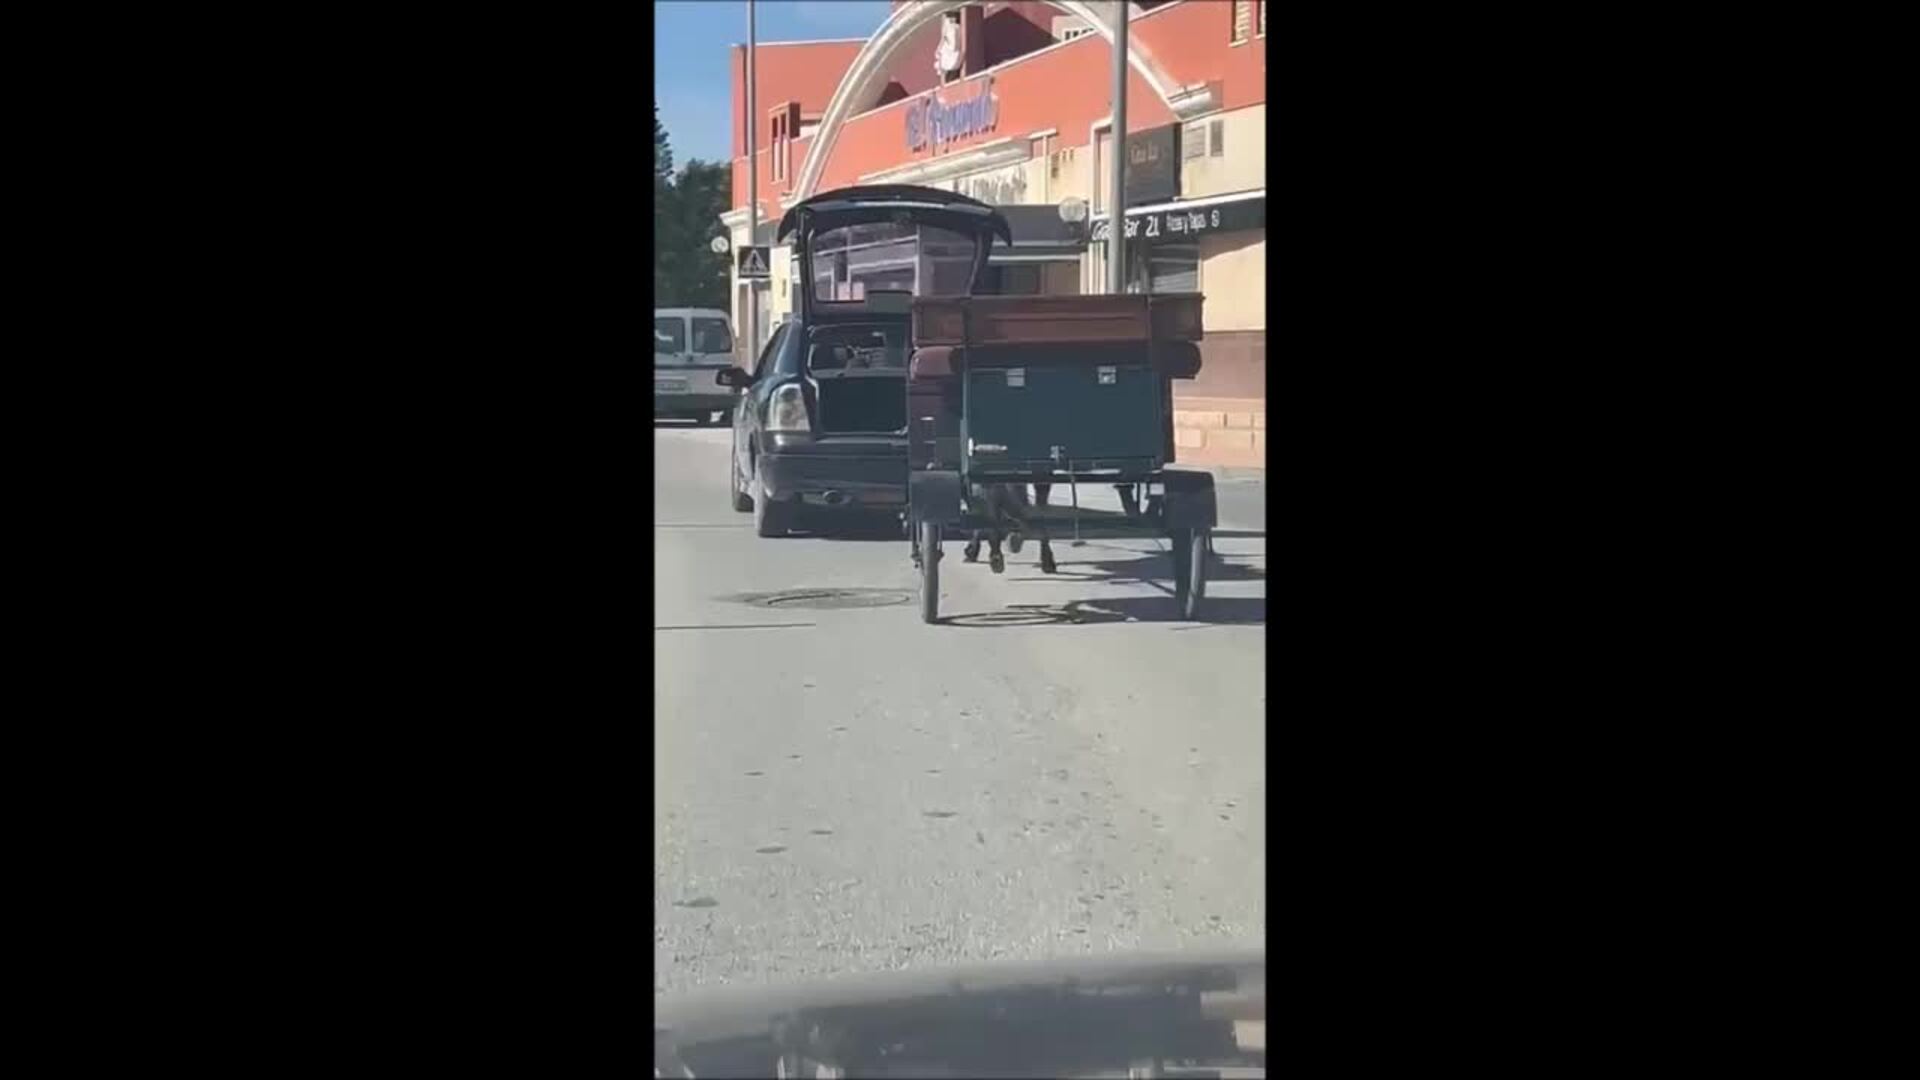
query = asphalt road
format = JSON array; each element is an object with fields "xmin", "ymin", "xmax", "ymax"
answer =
[{"xmin": 654, "ymin": 421, "xmax": 1266, "ymax": 995}]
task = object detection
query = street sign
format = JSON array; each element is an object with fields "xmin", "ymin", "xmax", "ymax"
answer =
[
  {"xmin": 709, "ymin": 235, "xmax": 730, "ymax": 254},
  {"xmin": 736, "ymin": 245, "xmax": 771, "ymax": 279}
]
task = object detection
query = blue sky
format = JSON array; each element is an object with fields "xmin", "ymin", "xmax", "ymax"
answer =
[{"xmin": 654, "ymin": 1, "xmax": 894, "ymax": 167}]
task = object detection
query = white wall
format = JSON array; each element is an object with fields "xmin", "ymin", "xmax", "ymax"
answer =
[
  {"xmin": 1180, "ymin": 103, "xmax": 1265, "ymax": 200},
  {"xmin": 1198, "ymin": 231, "xmax": 1263, "ymax": 331}
]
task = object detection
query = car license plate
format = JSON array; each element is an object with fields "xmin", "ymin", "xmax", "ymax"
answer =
[{"xmin": 656, "ymin": 378, "xmax": 687, "ymax": 393}]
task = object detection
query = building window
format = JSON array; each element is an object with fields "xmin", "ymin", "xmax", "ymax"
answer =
[
  {"xmin": 1231, "ymin": 0, "xmax": 1251, "ymax": 43},
  {"xmin": 1210, "ymin": 118, "xmax": 1224, "ymax": 158},
  {"xmin": 1259, "ymin": 0, "xmax": 1267, "ymax": 37}
]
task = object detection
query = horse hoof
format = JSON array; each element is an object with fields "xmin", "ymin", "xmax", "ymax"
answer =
[
  {"xmin": 989, "ymin": 551, "xmax": 1005, "ymax": 574},
  {"xmin": 1040, "ymin": 552, "xmax": 1057, "ymax": 574},
  {"xmin": 1007, "ymin": 532, "xmax": 1024, "ymax": 554}
]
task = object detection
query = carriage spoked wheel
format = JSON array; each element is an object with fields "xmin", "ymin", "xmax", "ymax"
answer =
[
  {"xmin": 917, "ymin": 520, "xmax": 942, "ymax": 624},
  {"xmin": 1169, "ymin": 527, "xmax": 1211, "ymax": 620}
]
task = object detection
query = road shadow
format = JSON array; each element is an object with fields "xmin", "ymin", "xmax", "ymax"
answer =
[
  {"xmin": 939, "ymin": 601, "xmax": 1134, "ymax": 628},
  {"xmin": 1093, "ymin": 594, "xmax": 1266, "ymax": 625},
  {"xmin": 938, "ymin": 593, "xmax": 1265, "ymax": 627},
  {"xmin": 653, "ymin": 417, "xmax": 723, "ymax": 429},
  {"xmin": 999, "ymin": 552, "xmax": 1265, "ymax": 589}
]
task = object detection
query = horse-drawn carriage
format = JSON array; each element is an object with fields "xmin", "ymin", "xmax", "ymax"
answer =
[
  {"xmin": 763, "ymin": 184, "xmax": 1217, "ymax": 624},
  {"xmin": 903, "ymin": 290, "xmax": 1218, "ymax": 623}
]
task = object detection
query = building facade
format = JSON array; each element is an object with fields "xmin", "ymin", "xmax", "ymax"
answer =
[{"xmin": 723, "ymin": 0, "xmax": 1266, "ymax": 467}]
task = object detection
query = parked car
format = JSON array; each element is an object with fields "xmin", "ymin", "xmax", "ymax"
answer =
[
  {"xmin": 655, "ymin": 307, "xmax": 741, "ymax": 425},
  {"xmin": 718, "ymin": 186, "xmax": 1009, "ymax": 537}
]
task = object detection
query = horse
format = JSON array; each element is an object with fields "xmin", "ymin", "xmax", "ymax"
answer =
[
  {"xmin": 961, "ymin": 482, "xmax": 1056, "ymax": 574},
  {"xmin": 956, "ymin": 479, "xmax": 1146, "ymax": 575}
]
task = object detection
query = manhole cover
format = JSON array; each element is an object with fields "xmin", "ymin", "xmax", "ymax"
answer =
[{"xmin": 730, "ymin": 588, "xmax": 913, "ymax": 610}]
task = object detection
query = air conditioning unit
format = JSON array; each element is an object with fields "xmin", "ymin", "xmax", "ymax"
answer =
[
  {"xmin": 1051, "ymin": 15, "xmax": 1093, "ymax": 42},
  {"xmin": 1182, "ymin": 120, "xmax": 1207, "ymax": 160}
]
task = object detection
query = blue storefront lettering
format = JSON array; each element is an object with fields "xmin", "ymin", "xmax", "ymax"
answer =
[{"xmin": 905, "ymin": 77, "xmax": 997, "ymax": 151}]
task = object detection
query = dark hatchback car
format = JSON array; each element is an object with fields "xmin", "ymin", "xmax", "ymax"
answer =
[{"xmin": 719, "ymin": 186, "xmax": 1009, "ymax": 537}]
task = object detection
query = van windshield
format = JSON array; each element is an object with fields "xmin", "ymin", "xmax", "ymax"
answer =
[{"xmin": 811, "ymin": 221, "xmax": 979, "ymax": 303}]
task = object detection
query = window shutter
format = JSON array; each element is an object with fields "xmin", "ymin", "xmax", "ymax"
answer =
[
  {"xmin": 1149, "ymin": 243, "xmax": 1199, "ymax": 295},
  {"xmin": 1232, "ymin": 0, "xmax": 1250, "ymax": 43},
  {"xmin": 1209, "ymin": 119, "xmax": 1224, "ymax": 158}
]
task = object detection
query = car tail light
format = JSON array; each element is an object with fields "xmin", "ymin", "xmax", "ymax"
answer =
[{"xmin": 767, "ymin": 382, "xmax": 811, "ymax": 433}]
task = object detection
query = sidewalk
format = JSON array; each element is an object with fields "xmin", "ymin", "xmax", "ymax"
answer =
[{"xmin": 1209, "ymin": 469, "xmax": 1265, "ymax": 532}]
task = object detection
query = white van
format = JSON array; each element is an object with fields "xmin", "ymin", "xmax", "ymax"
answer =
[{"xmin": 654, "ymin": 308, "xmax": 740, "ymax": 425}]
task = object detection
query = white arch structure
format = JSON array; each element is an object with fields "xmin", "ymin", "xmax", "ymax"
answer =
[{"xmin": 791, "ymin": 0, "xmax": 1185, "ymax": 203}]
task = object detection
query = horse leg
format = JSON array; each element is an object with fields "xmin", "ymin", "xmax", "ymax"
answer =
[
  {"xmin": 1006, "ymin": 486, "xmax": 1029, "ymax": 553},
  {"xmin": 963, "ymin": 531, "xmax": 981, "ymax": 562},
  {"xmin": 988, "ymin": 530, "xmax": 1005, "ymax": 574}
]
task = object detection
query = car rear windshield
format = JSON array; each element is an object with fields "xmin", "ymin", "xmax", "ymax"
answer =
[
  {"xmin": 654, "ymin": 317, "xmax": 685, "ymax": 354},
  {"xmin": 691, "ymin": 317, "xmax": 733, "ymax": 354},
  {"xmin": 806, "ymin": 325, "xmax": 908, "ymax": 372},
  {"xmin": 811, "ymin": 222, "xmax": 979, "ymax": 303}
]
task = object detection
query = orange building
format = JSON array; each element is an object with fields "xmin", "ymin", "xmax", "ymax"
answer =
[{"xmin": 723, "ymin": 0, "xmax": 1267, "ymax": 467}]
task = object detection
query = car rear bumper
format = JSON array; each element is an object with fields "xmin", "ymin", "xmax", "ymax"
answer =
[
  {"xmin": 759, "ymin": 438, "xmax": 907, "ymax": 509},
  {"xmin": 654, "ymin": 393, "xmax": 737, "ymax": 414}
]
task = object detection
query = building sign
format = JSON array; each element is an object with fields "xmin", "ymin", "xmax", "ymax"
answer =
[
  {"xmin": 1089, "ymin": 195, "xmax": 1266, "ymax": 244},
  {"xmin": 952, "ymin": 163, "xmax": 1028, "ymax": 206},
  {"xmin": 905, "ymin": 76, "xmax": 998, "ymax": 152},
  {"xmin": 1124, "ymin": 125, "xmax": 1180, "ymax": 205}
]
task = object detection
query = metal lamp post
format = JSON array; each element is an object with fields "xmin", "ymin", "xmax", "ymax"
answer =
[
  {"xmin": 745, "ymin": 0, "xmax": 759, "ymax": 362},
  {"xmin": 1106, "ymin": 0, "xmax": 1128, "ymax": 295}
]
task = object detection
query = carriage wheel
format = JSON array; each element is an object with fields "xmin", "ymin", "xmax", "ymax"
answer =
[
  {"xmin": 918, "ymin": 520, "xmax": 941, "ymax": 624},
  {"xmin": 1170, "ymin": 527, "xmax": 1210, "ymax": 620}
]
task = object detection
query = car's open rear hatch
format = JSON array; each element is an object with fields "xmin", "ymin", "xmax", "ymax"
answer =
[
  {"xmin": 806, "ymin": 322, "xmax": 910, "ymax": 435},
  {"xmin": 776, "ymin": 185, "xmax": 1012, "ymax": 250},
  {"xmin": 780, "ymin": 186, "xmax": 1013, "ymax": 439}
]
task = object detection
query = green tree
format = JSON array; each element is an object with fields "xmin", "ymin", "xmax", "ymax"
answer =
[
  {"xmin": 672, "ymin": 159, "xmax": 732, "ymax": 311},
  {"xmin": 653, "ymin": 103, "xmax": 674, "ymax": 189},
  {"xmin": 655, "ymin": 105, "xmax": 680, "ymax": 303},
  {"xmin": 653, "ymin": 112, "xmax": 732, "ymax": 310}
]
